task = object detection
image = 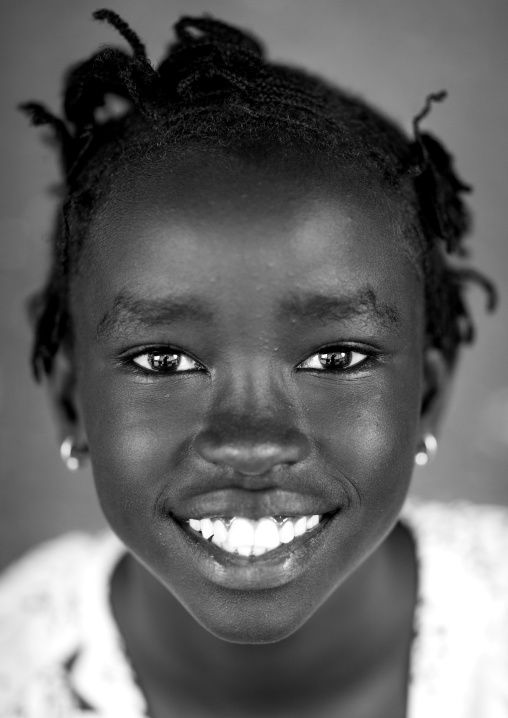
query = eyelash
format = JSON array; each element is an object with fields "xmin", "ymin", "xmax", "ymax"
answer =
[{"xmin": 124, "ymin": 345, "xmax": 375, "ymax": 377}]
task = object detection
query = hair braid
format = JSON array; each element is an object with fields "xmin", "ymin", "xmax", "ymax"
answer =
[
  {"xmin": 405, "ymin": 91, "xmax": 498, "ymax": 360},
  {"xmin": 93, "ymin": 9, "xmax": 148, "ymax": 59},
  {"xmin": 20, "ymin": 11, "xmax": 496, "ymax": 377}
]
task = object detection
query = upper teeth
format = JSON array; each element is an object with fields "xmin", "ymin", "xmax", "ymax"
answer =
[{"xmin": 187, "ymin": 515, "xmax": 322, "ymax": 556}]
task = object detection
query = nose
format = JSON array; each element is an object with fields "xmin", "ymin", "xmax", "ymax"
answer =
[{"xmin": 193, "ymin": 423, "xmax": 311, "ymax": 476}]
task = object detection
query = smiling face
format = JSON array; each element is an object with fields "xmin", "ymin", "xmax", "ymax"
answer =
[{"xmin": 61, "ymin": 148, "xmax": 435, "ymax": 642}]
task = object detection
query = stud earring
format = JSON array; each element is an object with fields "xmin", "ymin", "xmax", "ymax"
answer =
[
  {"xmin": 414, "ymin": 433, "xmax": 438, "ymax": 467},
  {"xmin": 60, "ymin": 436, "xmax": 87, "ymax": 471}
]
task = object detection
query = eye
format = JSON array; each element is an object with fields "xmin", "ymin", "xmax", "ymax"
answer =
[
  {"xmin": 298, "ymin": 348, "xmax": 369, "ymax": 372},
  {"xmin": 132, "ymin": 350, "xmax": 203, "ymax": 374}
]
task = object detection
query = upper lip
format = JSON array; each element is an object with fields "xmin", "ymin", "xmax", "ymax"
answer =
[{"xmin": 170, "ymin": 488, "xmax": 341, "ymax": 521}]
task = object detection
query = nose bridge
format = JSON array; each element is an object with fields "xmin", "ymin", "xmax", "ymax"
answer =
[
  {"xmin": 221, "ymin": 361, "xmax": 284, "ymax": 421},
  {"xmin": 193, "ymin": 364, "xmax": 310, "ymax": 475}
]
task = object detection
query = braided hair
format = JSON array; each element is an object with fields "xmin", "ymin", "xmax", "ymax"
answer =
[{"xmin": 20, "ymin": 9, "xmax": 496, "ymax": 378}]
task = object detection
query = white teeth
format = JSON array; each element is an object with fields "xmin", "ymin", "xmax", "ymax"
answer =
[
  {"xmin": 187, "ymin": 514, "xmax": 323, "ymax": 556},
  {"xmin": 254, "ymin": 518, "xmax": 280, "ymax": 550},
  {"xmin": 306, "ymin": 514, "xmax": 320, "ymax": 530},
  {"xmin": 237, "ymin": 545, "xmax": 253, "ymax": 557},
  {"xmin": 252, "ymin": 544, "xmax": 268, "ymax": 556},
  {"xmin": 294, "ymin": 517, "xmax": 307, "ymax": 537},
  {"xmin": 279, "ymin": 520, "xmax": 295, "ymax": 544},
  {"xmin": 200, "ymin": 518, "xmax": 214, "ymax": 539},
  {"xmin": 228, "ymin": 518, "xmax": 255, "ymax": 553},
  {"xmin": 213, "ymin": 519, "xmax": 227, "ymax": 544}
]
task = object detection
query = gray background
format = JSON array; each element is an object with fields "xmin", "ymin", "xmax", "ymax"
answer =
[{"xmin": 1, "ymin": 0, "xmax": 507, "ymax": 570}]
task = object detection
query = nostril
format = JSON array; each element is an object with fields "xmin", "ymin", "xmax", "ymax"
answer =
[{"xmin": 193, "ymin": 431, "xmax": 310, "ymax": 475}]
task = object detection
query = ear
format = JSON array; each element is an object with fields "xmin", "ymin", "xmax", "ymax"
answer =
[
  {"xmin": 419, "ymin": 347, "xmax": 454, "ymax": 437},
  {"xmin": 45, "ymin": 347, "xmax": 88, "ymax": 451}
]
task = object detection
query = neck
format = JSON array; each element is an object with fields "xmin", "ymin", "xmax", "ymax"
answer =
[{"xmin": 111, "ymin": 522, "xmax": 416, "ymax": 715}]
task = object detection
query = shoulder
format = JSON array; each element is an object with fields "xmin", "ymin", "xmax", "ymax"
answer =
[
  {"xmin": 0, "ymin": 531, "xmax": 104, "ymax": 590},
  {"xmin": 0, "ymin": 532, "xmax": 111, "ymax": 626},
  {"xmin": 402, "ymin": 497, "xmax": 508, "ymax": 583},
  {"xmin": 0, "ymin": 531, "xmax": 120, "ymax": 714},
  {"xmin": 402, "ymin": 497, "xmax": 508, "ymax": 629},
  {"xmin": 402, "ymin": 499, "xmax": 508, "ymax": 710}
]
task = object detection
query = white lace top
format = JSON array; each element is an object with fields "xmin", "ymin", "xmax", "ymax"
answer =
[{"xmin": 1, "ymin": 499, "xmax": 507, "ymax": 717}]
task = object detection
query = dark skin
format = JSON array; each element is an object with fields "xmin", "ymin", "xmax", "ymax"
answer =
[{"xmin": 48, "ymin": 151, "xmax": 450, "ymax": 717}]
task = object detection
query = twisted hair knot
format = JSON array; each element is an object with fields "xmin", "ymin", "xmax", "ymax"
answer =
[
  {"xmin": 158, "ymin": 16, "xmax": 266, "ymax": 104},
  {"xmin": 19, "ymin": 11, "xmax": 497, "ymax": 377}
]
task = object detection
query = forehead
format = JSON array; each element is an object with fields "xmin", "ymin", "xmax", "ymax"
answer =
[
  {"xmin": 75, "ymin": 151, "xmax": 422, "ymax": 334},
  {"xmin": 104, "ymin": 147, "xmax": 402, "ymax": 217}
]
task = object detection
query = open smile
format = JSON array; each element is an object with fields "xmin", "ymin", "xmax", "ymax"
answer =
[
  {"xmin": 169, "ymin": 509, "xmax": 340, "ymax": 591},
  {"xmin": 186, "ymin": 514, "xmax": 324, "ymax": 556}
]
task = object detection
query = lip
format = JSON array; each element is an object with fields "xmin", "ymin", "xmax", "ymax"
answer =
[
  {"xmin": 166, "ymin": 509, "xmax": 340, "ymax": 590},
  {"xmin": 171, "ymin": 488, "xmax": 341, "ymax": 521}
]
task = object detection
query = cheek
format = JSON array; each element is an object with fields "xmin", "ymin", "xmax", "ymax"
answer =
[
  {"xmin": 79, "ymin": 375, "xmax": 205, "ymax": 530},
  {"xmin": 303, "ymin": 369, "xmax": 420, "ymax": 503}
]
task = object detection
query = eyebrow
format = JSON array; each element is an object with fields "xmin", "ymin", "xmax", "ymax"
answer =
[
  {"xmin": 96, "ymin": 293, "xmax": 215, "ymax": 339},
  {"xmin": 276, "ymin": 287, "xmax": 401, "ymax": 328},
  {"xmin": 96, "ymin": 285, "xmax": 400, "ymax": 340}
]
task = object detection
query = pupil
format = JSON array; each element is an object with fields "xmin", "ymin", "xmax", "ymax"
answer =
[
  {"xmin": 319, "ymin": 351, "xmax": 350, "ymax": 369},
  {"xmin": 150, "ymin": 353, "xmax": 179, "ymax": 370}
]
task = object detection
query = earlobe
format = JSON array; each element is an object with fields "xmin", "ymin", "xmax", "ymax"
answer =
[
  {"xmin": 60, "ymin": 436, "xmax": 88, "ymax": 471},
  {"xmin": 415, "ymin": 433, "xmax": 438, "ymax": 466},
  {"xmin": 414, "ymin": 348, "xmax": 451, "ymax": 468},
  {"xmin": 45, "ymin": 348, "xmax": 88, "ymax": 465}
]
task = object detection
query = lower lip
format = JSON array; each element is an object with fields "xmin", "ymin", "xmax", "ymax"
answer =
[{"xmin": 168, "ymin": 513, "xmax": 339, "ymax": 590}]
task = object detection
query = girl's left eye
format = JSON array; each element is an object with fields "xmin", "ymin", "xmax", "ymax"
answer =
[
  {"xmin": 132, "ymin": 351, "xmax": 203, "ymax": 374},
  {"xmin": 298, "ymin": 348, "xmax": 368, "ymax": 371}
]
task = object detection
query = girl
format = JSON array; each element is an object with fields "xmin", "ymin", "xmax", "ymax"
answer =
[{"xmin": 1, "ymin": 9, "xmax": 507, "ymax": 717}]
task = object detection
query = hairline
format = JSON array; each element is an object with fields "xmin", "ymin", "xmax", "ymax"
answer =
[{"xmin": 70, "ymin": 129, "xmax": 426, "ymax": 284}]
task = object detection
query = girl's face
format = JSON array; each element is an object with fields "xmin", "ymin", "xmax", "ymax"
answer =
[{"xmin": 63, "ymin": 152, "xmax": 440, "ymax": 643}]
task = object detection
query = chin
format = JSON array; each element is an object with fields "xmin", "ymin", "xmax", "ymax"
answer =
[
  {"xmin": 184, "ymin": 583, "xmax": 321, "ymax": 645},
  {"xmin": 194, "ymin": 609, "xmax": 309, "ymax": 645}
]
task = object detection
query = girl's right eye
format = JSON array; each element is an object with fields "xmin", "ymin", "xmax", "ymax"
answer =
[{"xmin": 131, "ymin": 351, "xmax": 204, "ymax": 374}]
